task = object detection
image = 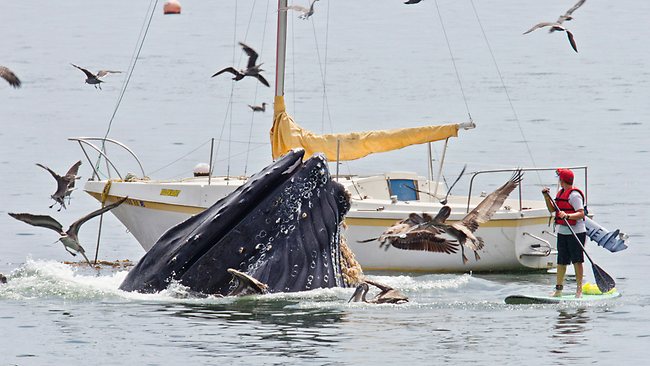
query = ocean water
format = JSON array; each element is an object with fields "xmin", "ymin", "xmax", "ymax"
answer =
[{"xmin": 1, "ymin": 0, "xmax": 648, "ymax": 365}]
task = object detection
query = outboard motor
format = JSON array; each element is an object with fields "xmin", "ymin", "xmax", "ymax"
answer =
[{"xmin": 584, "ymin": 217, "xmax": 628, "ymax": 252}]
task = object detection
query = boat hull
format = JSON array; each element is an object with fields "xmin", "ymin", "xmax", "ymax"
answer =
[{"xmin": 85, "ymin": 179, "xmax": 558, "ymax": 272}]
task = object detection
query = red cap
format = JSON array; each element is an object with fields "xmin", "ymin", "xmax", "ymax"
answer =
[{"xmin": 556, "ymin": 168, "xmax": 574, "ymax": 185}]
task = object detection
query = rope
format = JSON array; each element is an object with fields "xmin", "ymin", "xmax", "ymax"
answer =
[
  {"xmin": 244, "ymin": 0, "xmax": 271, "ymax": 175},
  {"xmin": 96, "ymin": 0, "xmax": 159, "ymax": 173},
  {"xmin": 148, "ymin": 138, "xmax": 213, "ymax": 176},
  {"xmin": 469, "ymin": 0, "xmax": 542, "ymax": 184},
  {"xmin": 434, "ymin": 0, "xmax": 472, "ymax": 121}
]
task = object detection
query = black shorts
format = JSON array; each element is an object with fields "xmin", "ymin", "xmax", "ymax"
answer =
[{"xmin": 557, "ymin": 232, "xmax": 586, "ymax": 265}]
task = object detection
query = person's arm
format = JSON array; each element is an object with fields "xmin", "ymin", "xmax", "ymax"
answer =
[
  {"xmin": 565, "ymin": 209, "xmax": 585, "ymax": 221},
  {"xmin": 565, "ymin": 191, "xmax": 585, "ymax": 220},
  {"xmin": 541, "ymin": 187, "xmax": 555, "ymax": 213}
]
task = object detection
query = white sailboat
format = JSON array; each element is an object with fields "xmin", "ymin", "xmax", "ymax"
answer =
[{"xmin": 75, "ymin": 0, "xmax": 577, "ymax": 272}]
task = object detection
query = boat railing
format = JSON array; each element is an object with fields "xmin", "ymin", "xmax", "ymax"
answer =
[
  {"xmin": 68, "ymin": 137, "xmax": 146, "ymax": 181},
  {"xmin": 466, "ymin": 166, "xmax": 588, "ymax": 214}
]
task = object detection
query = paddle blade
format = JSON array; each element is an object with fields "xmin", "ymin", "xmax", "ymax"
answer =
[{"xmin": 592, "ymin": 263, "xmax": 616, "ymax": 293}]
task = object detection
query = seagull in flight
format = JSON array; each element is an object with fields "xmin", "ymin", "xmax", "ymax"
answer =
[
  {"xmin": 554, "ymin": 0, "xmax": 587, "ymax": 28},
  {"xmin": 523, "ymin": 23, "xmax": 578, "ymax": 52},
  {"xmin": 36, "ymin": 160, "xmax": 82, "ymax": 211},
  {"xmin": 0, "ymin": 66, "xmax": 21, "ymax": 88},
  {"xmin": 212, "ymin": 42, "xmax": 270, "ymax": 87},
  {"xmin": 71, "ymin": 63, "xmax": 122, "ymax": 89},
  {"xmin": 248, "ymin": 102, "xmax": 267, "ymax": 112},
  {"xmin": 280, "ymin": 0, "xmax": 319, "ymax": 20},
  {"xmin": 8, "ymin": 197, "xmax": 128, "ymax": 267}
]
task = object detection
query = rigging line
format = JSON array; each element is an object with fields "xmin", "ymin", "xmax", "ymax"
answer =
[
  {"xmin": 227, "ymin": 0, "xmax": 241, "ymax": 179},
  {"xmin": 320, "ymin": 0, "xmax": 331, "ymax": 133},
  {"xmin": 167, "ymin": 143, "xmax": 269, "ymax": 180},
  {"xmin": 147, "ymin": 138, "xmax": 213, "ymax": 176},
  {"xmin": 433, "ymin": 0, "xmax": 472, "ymax": 121},
  {"xmin": 468, "ymin": 0, "xmax": 542, "ymax": 184},
  {"xmin": 291, "ymin": 10, "xmax": 297, "ymax": 115},
  {"xmin": 309, "ymin": 12, "xmax": 334, "ymax": 135},
  {"xmin": 245, "ymin": 0, "xmax": 270, "ymax": 176},
  {"xmin": 95, "ymin": 0, "xmax": 159, "ymax": 172},
  {"xmin": 212, "ymin": 1, "xmax": 239, "ymax": 179}
]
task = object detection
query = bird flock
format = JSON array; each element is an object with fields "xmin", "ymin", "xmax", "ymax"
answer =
[
  {"xmin": 359, "ymin": 170, "xmax": 523, "ymax": 265},
  {"xmin": 7, "ymin": 160, "xmax": 127, "ymax": 268}
]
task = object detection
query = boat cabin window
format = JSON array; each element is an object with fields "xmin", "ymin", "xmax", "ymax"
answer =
[{"xmin": 387, "ymin": 179, "xmax": 419, "ymax": 201}]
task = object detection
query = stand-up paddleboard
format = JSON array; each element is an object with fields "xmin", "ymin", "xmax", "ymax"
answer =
[
  {"xmin": 506, "ymin": 282, "xmax": 621, "ymax": 304},
  {"xmin": 505, "ymin": 291, "xmax": 621, "ymax": 304}
]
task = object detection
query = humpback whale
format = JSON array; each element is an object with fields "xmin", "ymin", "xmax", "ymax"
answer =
[{"xmin": 120, "ymin": 149, "xmax": 352, "ymax": 295}]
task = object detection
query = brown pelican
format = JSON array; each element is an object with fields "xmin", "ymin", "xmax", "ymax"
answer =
[
  {"xmin": 523, "ymin": 23, "xmax": 578, "ymax": 52},
  {"xmin": 212, "ymin": 42, "xmax": 270, "ymax": 87},
  {"xmin": 71, "ymin": 63, "xmax": 122, "ymax": 89},
  {"xmin": 248, "ymin": 102, "xmax": 267, "ymax": 112},
  {"xmin": 438, "ymin": 170, "xmax": 523, "ymax": 264},
  {"xmin": 226, "ymin": 269, "xmax": 269, "ymax": 296},
  {"xmin": 357, "ymin": 212, "xmax": 459, "ymax": 254},
  {"xmin": 348, "ymin": 279, "xmax": 409, "ymax": 304},
  {"xmin": 280, "ymin": 0, "xmax": 319, "ymax": 20},
  {"xmin": 0, "ymin": 66, "xmax": 21, "ymax": 88},
  {"xmin": 8, "ymin": 197, "xmax": 128, "ymax": 267},
  {"xmin": 36, "ymin": 160, "xmax": 82, "ymax": 211}
]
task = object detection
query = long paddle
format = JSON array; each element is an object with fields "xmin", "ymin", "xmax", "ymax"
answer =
[{"xmin": 543, "ymin": 191, "xmax": 616, "ymax": 293}]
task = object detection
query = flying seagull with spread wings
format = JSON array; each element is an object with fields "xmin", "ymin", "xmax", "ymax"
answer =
[
  {"xmin": 8, "ymin": 197, "xmax": 128, "ymax": 267},
  {"xmin": 36, "ymin": 160, "xmax": 82, "ymax": 211},
  {"xmin": 523, "ymin": 23, "xmax": 578, "ymax": 52},
  {"xmin": 71, "ymin": 63, "xmax": 122, "ymax": 89},
  {"xmin": 212, "ymin": 42, "xmax": 270, "ymax": 87},
  {"xmin": 357, "ymin": 211, "xmax": 459, "ymax": 255},
  {"xmin": 554, "ymin": 0, "xmax": 587, "ymax": 28},
  {"xmin": 280, "ymin": 0, "xmax": 320, "ymax": 20},
  {"xmin": 0, "ymin": 66, "xmax": 21, "ymax": 88},
  {"xmin": 523, "ymin": 0, "xmax": 586, "ymax": 52}
]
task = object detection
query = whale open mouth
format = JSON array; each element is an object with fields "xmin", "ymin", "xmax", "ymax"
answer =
[{"xmin": 120, "ymin": 149, "xmax": 351, "ymax": 295}]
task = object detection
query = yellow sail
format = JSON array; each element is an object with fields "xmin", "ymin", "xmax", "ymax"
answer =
[{"xmin": 271, "ymin": 95, "xmax": 461, "ymax": 161}]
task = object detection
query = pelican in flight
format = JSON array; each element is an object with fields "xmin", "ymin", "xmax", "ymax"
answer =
[
  {"xmin": 36, "ymin": 160, "xmax": 82, "ymax": 211},
  {"xmin": 212, "ymin": 42, "xmax": 270, "ymax": 87},
  {"xmin": 71, "ymin": 63, "xmax": 122, "ymax": 89},
  {"xmin": 0, "ymin": 66, "xmax": 21, "ymax": 88},
  {"xmin": 348, "ymin": 279, "xmax": 409, "ymax": 304},
  {"xmin": 357, "ymin": 211, "xmax": 459, "ymax": 255},
  {"xmin": 280, "ymin": 0, "xmax": 319, "ymax": 20},
  {"xmin": 248, "ymin": 102, "xmax": 267, "ymax": 112},
  {"xmin": 8, "ymin": 197, "xmax": 128, "ymax": 267},
  {"xmin": 436, "ymin": 169, "xmax": 524, "ymax": 264}
]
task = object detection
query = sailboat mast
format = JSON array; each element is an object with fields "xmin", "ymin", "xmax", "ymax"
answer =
[{"xmin": 275, "ymin": 0, "xmax": 288, "ymax": 97}]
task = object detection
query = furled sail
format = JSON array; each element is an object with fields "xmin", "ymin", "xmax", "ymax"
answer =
[{"xmin": 271, "ymin": 96, "xmax": 462, "ymax": 161}]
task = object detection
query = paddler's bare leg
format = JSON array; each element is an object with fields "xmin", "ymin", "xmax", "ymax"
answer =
[
  {"xmin": 553, "ymin": 265, "xmax": 566, "ymax": 297},
  {"xmin": 574, "ymin": 262, "xmax": 584, "ymax": 298}
]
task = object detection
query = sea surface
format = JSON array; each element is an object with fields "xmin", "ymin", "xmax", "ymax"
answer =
[{"xmin": 1, "ymin": 0, "xmax": 648, "ymax": 365}]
